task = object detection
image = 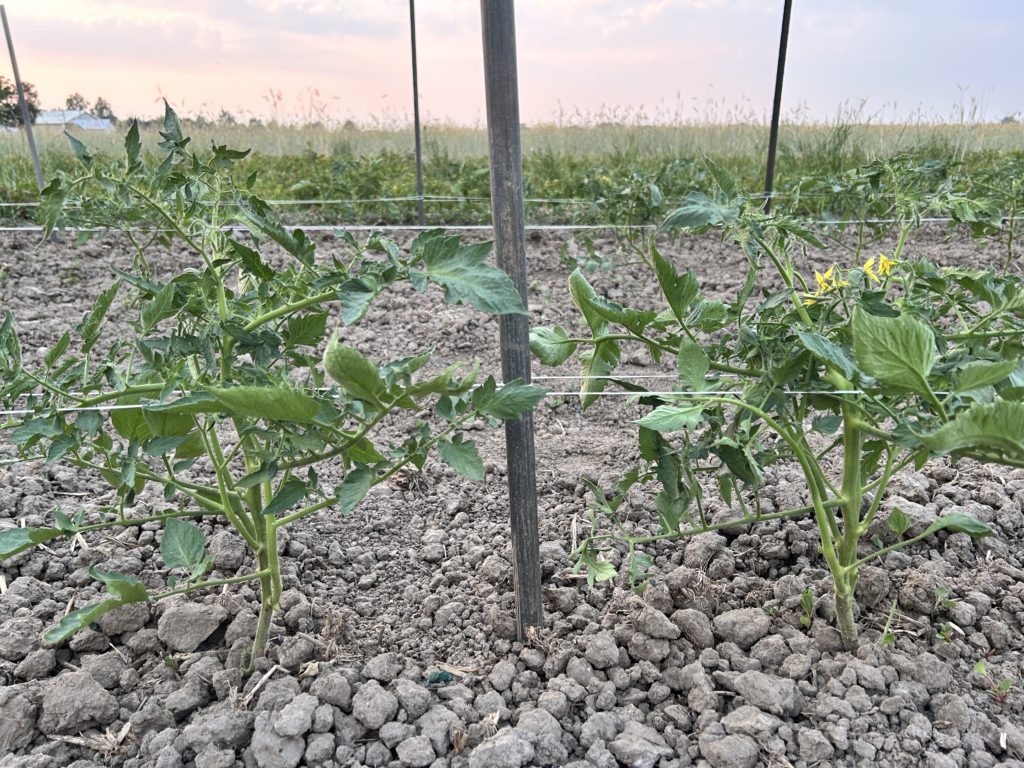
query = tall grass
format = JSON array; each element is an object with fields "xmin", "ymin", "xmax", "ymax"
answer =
[{"xmin": 1, "ymin": 109, "xmax": 1022, "ymax": 226}]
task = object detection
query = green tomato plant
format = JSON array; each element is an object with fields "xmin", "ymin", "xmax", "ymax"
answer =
[
  {"xmin": 0, "ymin": 105, "xmax": 544, "ymax": 671},
  {"xmin": 532, "ymin": 177, "xmax": 1024, "ymax": 649}
]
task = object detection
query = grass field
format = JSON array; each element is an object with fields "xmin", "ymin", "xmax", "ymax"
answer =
[{"xmin": 1, "ymin": 116, "xmax": 1022, "ymax": 226}]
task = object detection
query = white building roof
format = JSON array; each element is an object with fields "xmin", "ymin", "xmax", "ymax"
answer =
[{"xmin": 35, "ymin": 110, "xmax": 113, "ymax": 130}]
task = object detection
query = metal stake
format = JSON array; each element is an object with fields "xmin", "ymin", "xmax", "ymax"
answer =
[
  {"xmin": 1, "ymin": 5, "xmax": 44, "ymax": 192},
  {"xmin": 479, "ymin": 0, "xmax": 543, "ymax": 639},
  {"xmin": 763, "ymin": 0, "xmax": 793, "ymax": 213},
  {"xmin": 409, "ymin": 0, "xmax": 425, "ymax": 226}
]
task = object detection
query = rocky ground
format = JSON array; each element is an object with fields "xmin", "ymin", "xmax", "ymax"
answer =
[{"xmin": 0, "ymin": 225, "xmax": 1022, "ymax": 768}]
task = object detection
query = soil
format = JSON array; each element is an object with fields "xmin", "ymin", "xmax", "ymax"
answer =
[{"xmin": 0, "ymin": 224, "xmax": 1022, "ymax": 768}]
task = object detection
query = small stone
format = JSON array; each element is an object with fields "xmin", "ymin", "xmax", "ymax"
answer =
[
  {"xmin": 364, "ymin": 652, "xmax": 402, "ymax": 683},
  {"xmin": 798, "ymin": 728, "xmax": 835, "ymax": 762},
  {"xmin": 713, "ymin": 608, "xmax": 771, "ymax": 650},
  {"xmin": 414, "ymin": 704, "xmax": 462, "ymax": 754},
  {"xmin": 515, "ymin": 708, "xmax": 567, "ymax": 765},
  {"xmin": 39, "ymin": 672, "xmax": 119, "ymax": 734},
  {"xmin": 393, "ymin": 678, "xmax": 432, "ymax": 719},
  {"xmin": 310, "ymin": 671, "xmax": 352, "ymax": 710},
  {"xmin": 468, "ymin": 728, "xmax": 534, "ymax": 768},
  {"xmin": 352, "ymin": 680, "xmax": 399, "ymax": 730},
  {"xmin": 580, "ymin": 712, "xmax": 619, "ymax": 749},
  {"xmin": 380, "ymin": 722, "xmax": 417, "ymax": 749},
  {"xmin": 671, "ymin": 609, "xmax": 715, "ymax": 649},
  {"xmin": 0, "ymin": 688, "xmax": 37, "ymax": 752},
  {"xmin": 721, "ymin": 705, "xmax": 782, "ymax": 737},
  {"xmin": 478, "ymin": 554, "xmax": 510, "ymax": 584},
  {"xmin": 251, "ymin": 710, "xmax": 304, "ymax": 768},
  {"xmin": 609, "ymin": 721, "xmax": 673, "ymax": 768},
  {"xmin": 195, "ymin": 748, "xmax": 236, "ymax": 768},
  {"xmin": 0, "ymin": 616, "xmax": 42, "ymax": 661},
  {"xmin": 537, "ymin": 689, "xmax": 570, "ymax": 719},
  {"xmin": 396, "ymin": 735, "xmax": 436, "ymax": 767},
  {"xmin": 733, "ymin": 671, "xmax": 804, "ymax": 717},
  {"xmin": 165, "ymin": 678, "xmax": 210, "ymax": 720},
  {"xmin": 635, "ymin": 606, "xmax": 680, "ymax": 640},
  {"xmin": 210, "ymin": 531, "xmax": 246, "ymax": 571},
  {"xmin": 275, "ymin": 636, "xmax": 316, "ymax": 670},
  {"xmin": 627, "ymin": 633, "xmax": 670, "ymax": 662},
  {"xmin": 584, "ymin": 631, "xmax": 620, "ymax": 669},
  {"xmin": 699, "ymin": 733, "xmax": 760, "ymax": 768},
  {"xmin": 14, "ymin": 648, "xmax": 56, "ymax": 680},
  {"xmin": 931, "ymin": 693, "xmax": 970, "ymax": 732},
  {"xmin": 274, "ymin": 693, "xmax": 318, "ymax": 737},
  {"xmin": 304, "ymin": 732, "xmax": 335, "ymax": 765},
  {"xmin": 487, "ymin": 660, "xmax": 516, "ymax": 692},
  {"xmin": 80, "ymin": 651, "xmax": 126, "ymax": 690},
  {"xmin": 157, "ymin": 602, "xmax": 228, "ymax": 653},
  {"xmin": 92, "ymin": 601, "xmax": 150, "ymax": 637},
  {"xmin": 684, "ymin": 531, "xmax": 727, "ymax": 568}
]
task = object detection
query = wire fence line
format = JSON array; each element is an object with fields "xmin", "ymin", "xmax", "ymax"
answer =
[{"xmin": 0, "ymin": 215, "xmax": 967, "ymax": 236}]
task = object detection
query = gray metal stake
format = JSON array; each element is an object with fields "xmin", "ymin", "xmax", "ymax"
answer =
[
  {"xmin": 763, "ymin": 0, "xmax": 793, "ymax": 213},
  {"xmin": 479, "ymin": 0, "xmax": 543, "ymax": 639},
  {"xmin": 1, "ymin": 5, "xmax": 44, "ymax": 192},
  {"xmin": 409, "ymin": 0, "xmax": 425, "ymax": 226}
]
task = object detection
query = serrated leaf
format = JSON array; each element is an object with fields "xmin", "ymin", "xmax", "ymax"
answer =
[
  {"xmin": 228, "ymin": 240, "xmax": 274, "ymax": 281},
  {"xmin": 0, "ymin": 526, "xmax": 65, "ymax": 559},
  {"xmin": 284, "ymin": 312, "xmax": 327, "ymax": 348},
  {"xmin": 852, "ymin": 306, "xmax": 935, "ymax": 394},
  {"xmin": 418, "ymin": 236, "xmax": 526, "ymax": 315},
  {"xmin": 530, "ymin": 326, "xmax": 575, "ymax": 367},
  {"xmin": 161, "ymin": 517, "xmax": 208, "ymax": 571},
  {"xmin": 923, "ymin": 511, "xmax": 992, "ymax": 538},
  {"xmin": 660, "ymin": 191, "xmax": 739, "ymax": 231},
  {"xmin": 208, "ymin": 386, "xmax": 320, "ymax": 424},
  {"xmin": 796, "ymin": 330, "xmax": 858, "ymax": 381},
  {"xmin": 44, "ymin": 332, "xmax": 71, "ymax": 369},
  {"xmin": 569, "ymin": 269, "xmax": 607, "ymax": 336},
  {"xmin": 263, "ymin": 479, "xmax": 309, "ymax": 517},
  {"xmin": 920, "ymin": 400, "xmax": 1024, "ymax": 461},
  {"xmin": 124, "ymin": 119, "xmax": 141, "ymax": 167},
  {"xmin": 473, "ymin": 378, "xmax": 547, "ymax": 420},
  {"xmin": 955, "ymin": 359, "xmax": 1018, "ymax": 393},
  {"xmin": 677, "ymin": 341, "xmax": 710, "ymax": 391},
  {"xmin": 651, "ymin": 247, "xmax": 699, "ymax": 326},
  {"xmin": 323, "ymin": 333, "xmax": 387, "ymax": 406},
  {"xmin": 78, "ymin": 282, "xmax": 120, "ymax": 355},
  {"xmin": 337, "ymin": 278, "xmax": 378, "ymax": 325},
  {"xmin": 811, "ymin": 414, "xmax": 843, "ymax": 435},
  {"xmin": 886, "ymin": 507, "xmax": 912, "ymax": 537},
  {"xmin": 636, "ymin": 403, "xmax": 705, "ymax": 432},
  {"xmin": 579, "ymin": 339, "xmax": 620, "ymax": 409},
  {"xmin": 65, "ymin": 131, "xmax": 93, "ymax": 165},
  {"xmin": 437, "ymin": 437, "xmax": 484, "ymax": 481},
  {"xmin": 337, "ymin": 467, "xmax": 374, "ymax": 515}
]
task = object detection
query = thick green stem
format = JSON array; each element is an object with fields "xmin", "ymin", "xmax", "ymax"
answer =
[
  {"xmin": 247, "ymin": 557, "xmax": 275, "ymax": 676},
  {"xmin": 835, "ymin": 591, "xmax": 859, "ymax": 650},
  {"xmin": 833, "ymin": 401, "xmax": 864, "ymax": 649}
]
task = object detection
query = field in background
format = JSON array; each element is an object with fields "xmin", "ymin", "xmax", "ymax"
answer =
[{"xmin": 1, "ymin": 117, "xmax": 1022, "ymax": 226}]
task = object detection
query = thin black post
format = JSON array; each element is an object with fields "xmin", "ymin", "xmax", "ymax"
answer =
[
  {"xmin": 763, "ymin": 0, "xmax": 793, "ymax": 213},
  {"xmin": 1, "ymin": 5, "xmax": 44, "ymax": 192},
  {"xmin": 409, "ymin": 0, "xmax": 425, "ymax": 225},
  {"xmin": 479, "ymin": 0, "xmax": 543, "ymax": 639}
]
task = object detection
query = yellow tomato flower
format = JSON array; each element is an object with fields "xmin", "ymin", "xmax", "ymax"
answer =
[
  {"xmin": 878, "ymin": 254, "xmax": 895, "ymax": 276},
  {"xmin": 863, "ymin": 257, "xmax": 880, "ymax": 284}
]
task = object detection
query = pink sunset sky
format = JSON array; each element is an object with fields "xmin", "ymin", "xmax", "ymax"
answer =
[{"xmin": 3, "ymin": 0, "xmax": 1022, "ymax": 125}]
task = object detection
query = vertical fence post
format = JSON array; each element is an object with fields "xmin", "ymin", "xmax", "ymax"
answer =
[
  {"xmin": 763, "ymin": 0, "xmax": 793, "ymax": 213},
  {"xmin": 409, "ymin": 0, "xmax": 425, "ymax": 226},
  {"xmin": 479, "ymin": 0, "xmax": 543, "ymax": 640},
  {"xmin": 1, "ymin": 5, "xmax": 44, "ymax": 192}
]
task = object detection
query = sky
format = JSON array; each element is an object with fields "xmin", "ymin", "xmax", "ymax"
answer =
[{"xmin": 2, "ymin": 0, "xmax": 1022, "ymax": 126}]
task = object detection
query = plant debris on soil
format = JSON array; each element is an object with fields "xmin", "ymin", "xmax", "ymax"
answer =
[{"xmin": 0, "ymin": 225, "xmax": 1022, "ymax": 768}]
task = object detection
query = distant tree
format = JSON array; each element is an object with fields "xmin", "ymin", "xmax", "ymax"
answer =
[
  {"xmin": 93, "ymin": 96, "xmax": 117, "ymax": 123},
  {"xmin": 0, "ymin": 75, "xmax": 40, "ymax": 126},
  {"xmin": 65, "ymin": 92, "xmax": 88, "ymax": 111},
  {"xmin": 217, "ymin": 108, "xmax": 237, "ymax": 126}
]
